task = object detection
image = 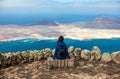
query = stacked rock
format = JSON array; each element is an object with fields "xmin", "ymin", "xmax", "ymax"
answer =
[
  {"xmin": 0, "ymin": 46, "xmax": 120, "ymax": 68},
  {"xmin": 44, "ymin": 48, "xmax": 52, "ymax": 59},
  {"xmin": 67, "ymin": 46, "xmax": 119, "ymax": 64},
  {"xmin": 0, "ymin": 49, "xmax": 53, "ymax": 67},
  {"xmin": 68, "ymin": 46, "xmax": 75, "ymax": 57},
  {"xmin": 89, "ymin": 46, "xmax": 102, "ymax": 62},
  {"xmin": 74, "ymin": 48, "xmax": 81, "ymax": 60},
  {"xmin": 81, "ymin": 49, "xmax": 91, "ymax": 60},
  {"xmin": 101, "ymin": 53, "xmax": 112, "ymax": 63},
  {"xmin": 47, "ymin": 57, "xmax": 75, "ymax": 69},
  {"xmin": 111, "ymin": 51, "xmax": 120, "ymax": 65}
]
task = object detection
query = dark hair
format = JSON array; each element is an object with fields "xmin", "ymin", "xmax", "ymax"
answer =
[{"xmin": 57, "ymin": 36, "xmax": 64, "ymax": 43}]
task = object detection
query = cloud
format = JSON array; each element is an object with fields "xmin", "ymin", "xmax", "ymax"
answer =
[
  {"xmin": 0, "ymin": 0, "xmax": 120, "ymax": 15},
  {"xmin": 54, "ymin": 0, "xmax": 120, "ymax": 3}
]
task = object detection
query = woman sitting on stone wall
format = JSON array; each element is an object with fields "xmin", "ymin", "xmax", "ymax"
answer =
[{"xmin": 53, "ymin": 36, "xmax": 70, "ymax": 60}]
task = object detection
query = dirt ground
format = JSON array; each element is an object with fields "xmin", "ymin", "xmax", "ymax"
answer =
[{"xmin": 0, "ymin": 60, "xmax": 120, "ymax": 79}]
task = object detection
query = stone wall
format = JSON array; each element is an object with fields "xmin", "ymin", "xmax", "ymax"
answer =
[{"xmin": 0, "ymin": 46, "xmax": 120, "ymax": 67}]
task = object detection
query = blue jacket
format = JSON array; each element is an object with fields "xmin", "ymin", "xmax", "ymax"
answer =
[{"xmin": 53, "ymin": 41, "xmax": 70, "ymax": 60}]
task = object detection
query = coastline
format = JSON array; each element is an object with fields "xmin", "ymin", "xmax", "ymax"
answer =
[
  {"xmin": 0, "ymin": 37, "xmax": 120, "ymax": 43},
  {"xmin": 0, "ymin": 25, "xmax": 120, "ymax": 43}
]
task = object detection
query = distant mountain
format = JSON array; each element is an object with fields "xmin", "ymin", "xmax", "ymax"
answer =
[
  {"xmin": 69, "ymin": 17, "xmax": 120, "ymax": 29},
  {"xmin": 32, "ymin": 20, "xmax": 60, "ymax": 26}
]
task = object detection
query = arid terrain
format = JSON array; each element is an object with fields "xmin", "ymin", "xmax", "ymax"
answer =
[
  {"xmin": 0, "ymin": 25, "xmax": 120, "ymax": 42},
  {"xmin": 0, "ymin": 60, "xmax": 120, "ymax": 79}
]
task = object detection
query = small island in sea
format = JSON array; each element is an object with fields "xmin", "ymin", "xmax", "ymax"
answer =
[{"xmin": 0, "ymin": 0, "xmax": 120, "ymax": 79}]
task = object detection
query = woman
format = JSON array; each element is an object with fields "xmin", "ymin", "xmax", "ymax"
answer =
[{"xmin": 53, "ymin": 36, "xmax": 70, "ymax": 59}]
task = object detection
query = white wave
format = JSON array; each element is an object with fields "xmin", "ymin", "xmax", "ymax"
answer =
[
  {"xmin": 0, "ymin": 36, "xmax": 58, "ymax": 42},
  {"xmin": 1, "ymin": 36, "xmax": 120, "ymax": 43}
]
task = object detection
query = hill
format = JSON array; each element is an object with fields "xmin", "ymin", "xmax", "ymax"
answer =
[{"xmin": 69, "ymin": 17, "xmax": 120, "ymax": 29}]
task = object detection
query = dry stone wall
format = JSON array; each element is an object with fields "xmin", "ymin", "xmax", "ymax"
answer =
[{"xmin": 0, "ymin": 46, "xmax": 120, "ymax": 68}]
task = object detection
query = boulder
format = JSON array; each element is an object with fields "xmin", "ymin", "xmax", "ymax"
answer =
[
  {"xmin": 37, "ymin": 50, "xmax": 44, "ymax": 60},
  {"xmin": 81, "ymin": 49, "xmax": 91, "ymax": 60},
  {"xmin": 68, "ymin": 46, "xmax": 75, "ymax": 57},
  {"xmin": 111, "ymin": 51, "xmax": 120, "ymax": 64},
  {"xmin": 10, "ymin": 53, "xmax": 17, "ymax": 65},
  {"xmin": 7, "ymin": 53, "xmax": 13, "ymax": 65},
  {"xmin": 45, "ymin": 48, "xmax": 51, "ymax": 53},
  {"xmin": 1, "ymin": 53, "xmax": 11, "ymax": 66},
  {"xmin": 24, "ymin": 51, "xmax": 30, "ymax": 62},
  {"xmin": 15, "ymin": 52, "xmax": 23, "ymax": 64},
  {"xmin": 101, "ymin": 53, "xmax": 112, "ymax": 63},
  {"xmin": 44, "ymin": 48, "xmax": 52, "ymax": 59},
  {"xmin": 32, "ymin": 50, "xmax": 39, "ymax": 61},
  {"xmin": 74, "ymin": 48, "xmax": 81, "ymax": 57},
  {"xmin": 89, "ymin": 46, "xmax": 102, "ymax": 62},
  {"xmin": 74, "ymin": 48, "xmax": 81, "ymax": 60},
  {"xmin": 68, "ymin": 46, "xmax": 75, "ymax": 53},
  {"xmin": 29, "ymin": 50, "xmax": 35, "ymax": 62}
]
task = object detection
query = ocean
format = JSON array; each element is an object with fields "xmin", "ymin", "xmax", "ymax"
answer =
[
  {"xmin": 0, "ymin": 38, "xmax": 120, "ymax": 53},
  {"xmin": 0, "ymin": 14, "xmax": 120, "ymax": 25},
  {"xmin": 0, "ymin": 14, "xmax": 120, "ymax": 54}
]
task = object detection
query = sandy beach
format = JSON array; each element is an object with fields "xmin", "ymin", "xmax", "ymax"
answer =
[{"xmin": 0, "ymin": 25, "xmax": 120, "ymax": 42}]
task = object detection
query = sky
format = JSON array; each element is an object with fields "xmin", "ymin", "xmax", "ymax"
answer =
[{"xmin": 0, "ymin": 0, "xmax": 120, "ymax": 15}]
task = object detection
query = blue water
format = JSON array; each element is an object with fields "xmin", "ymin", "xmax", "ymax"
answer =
[
  {"xmin": 0, "ymin": 14, "xmax": 120, "ymax": 25},
  {"xmin": 0, "ymin": 38, "xmax": 120, "ymax": 53}
]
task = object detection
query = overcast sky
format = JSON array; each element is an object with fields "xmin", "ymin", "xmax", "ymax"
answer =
[{"xmin": 0, "ymin": 0, "xmax": 120, "ymax": 15}]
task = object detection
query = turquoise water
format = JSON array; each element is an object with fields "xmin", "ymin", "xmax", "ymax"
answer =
[{"xmin": 0, "ymin": 38, "xmax": 120, "ymax": 53}]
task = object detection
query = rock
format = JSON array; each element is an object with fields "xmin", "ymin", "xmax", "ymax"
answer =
[
  {"xmin": 45, "ymin": 48, "xmax": 51, "ymax": 53},
  {"xmin": 10, "ymin": 53, "xmax": 17, "ymax": 65},
  {"xmin": 68, "ymin": 46, "xmax": 75, "ymax": 57},
  {"xmin": 47, "ymin": 57, "xmax": 54, "ymax": 69},
  {"xmin": 111, "ymin": 51, "xmax": 120, "ymax": 64},
  {"xmin": 1, "ymin": 53, "xmax": 9, "ymax": 66},
  {"xmin": 7, "ymin": 53, "xmax": 13, "ymax": 65},
  {"xmin": 37, "ymin": 50, "xmax": 44, "ymax": 60},
  {"xmin": 68, "ymin": 58, "xmax": 75, "ymax": 68},
  {"xmin": 52, "ymin": 76, "xmax": 57, "ymax": 79},
  {"xmin": 32, "ymin": 50, "xmax": 39, "ymax": 61},
  {"xmin": 52, "ymin": 49, "xmax": 55, "ymax": 56},
  {"xmin": 68, "ymin": 46, "xmax": 75, "ymax": 53},
  {"xmin": 24, "ymin": 51, "xmax": 31, "ymax": 62},
  {"xmin": 33, "ymin": 50, "xmax": 39, "ymax": 53},
  {"xmin": 15, "ymin": 52, "xmax": 23, "ymax": 64},
  {"xmin": 81, "ymin": 49, "xmax": 91, "ymax": 60},
  {"xmin": 29, "ymin": 50, "xmax": 35, "ymax": 62},
  {"xmin": 0, "ymin": 53, "xmax": 3, "ymax": 65},
  {"xmin": 87, "ymin": 64, "xmax": 94, "ymax": 68},
  {"xmin": 89, "ymin": 46, "xmax": 102, "ymax": 62},
  {"xmin": 47, "ymin": 57, "xmax": 75, "ymax": 69},
  {"xmin": 74, "ymin": 48, "xmax": 81, "ymax": 60},
  {"xmin": 101, "ymin": 53, "xmax": 112, "ymax": 63},
  {"xmin": 44, "ymin": 48, "xmax": 52, "ymax": 59}
]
